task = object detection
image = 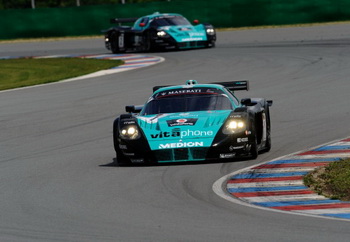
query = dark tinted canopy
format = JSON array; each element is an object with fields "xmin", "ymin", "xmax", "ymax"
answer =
[
  {"xmin": 142, "ymin": 93, "xmax": 232, "ymax": 115},
  {"xmin": 150, "ymin": 15, "xmax": 191, "ymax": 27}
]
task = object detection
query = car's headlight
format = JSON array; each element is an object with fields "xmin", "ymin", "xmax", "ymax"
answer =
[
  {"xmin": 120, "ymin": 125, "xmax": 140, "ymax": 140},
  {"xmin": 157, "ymin": 31, "xmax": 167, "ymax": 37},
  {"xmin": 222, "ymin": 119, "xmax": 246, "ymax": 134},
  {"xmin": 206, "ymin": 28, "xmax": 215, "ymax": 35}
]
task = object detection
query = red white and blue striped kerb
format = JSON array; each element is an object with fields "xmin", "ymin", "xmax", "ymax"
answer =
[
  {"xmin": 226, "ymin": 137, "xmax": 350, "ymax": 220},
  {"xmin": 76, "ymin": 54, "xmax": 163, "ymax": 69}
]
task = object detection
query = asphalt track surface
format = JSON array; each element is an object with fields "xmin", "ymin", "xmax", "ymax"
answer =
[{"xmin": 1, "ymin": 24, "xmax": 350, "ymax": 241}]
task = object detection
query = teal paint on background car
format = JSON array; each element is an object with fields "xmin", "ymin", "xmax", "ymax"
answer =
[
  {"xmin": 113, "ymin": 80, "xmax": 273, "ymax": 165},
  {"xmin": 103, "ymin": 13, "xmax": 216, "ymax": 53}
]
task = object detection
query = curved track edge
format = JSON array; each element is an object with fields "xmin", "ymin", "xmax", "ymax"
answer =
[
  {"xmin": 213, "ymin": 136, "xmax": 350, "ymax": 222},
  {"xmin": 0, "ymin": 54, "xmax": 165, "ymax": 93}
]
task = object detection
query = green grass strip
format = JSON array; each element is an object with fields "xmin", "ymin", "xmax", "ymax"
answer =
[
  {"xmin": 304, "ymin": 158, "xmax": 350, "ymax": 201},
  {"xmin": 0, "ymin": 58, "xmax": 123, "ymax": 91}
]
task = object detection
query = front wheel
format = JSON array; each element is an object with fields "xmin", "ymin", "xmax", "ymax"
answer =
[
  {"xmin": 115, "ymin": 147, "xmax": 129, "ymax": 166},
  {"xmin": 206, "ymin": 40, "xmax": 216, "ymax": 48},
  {"xmin": 143, "ymin": 32, "xmax": 154, "ymax": 52},
  {"xmin": 113, "ymin": 120, "xmax": 129, "ymax": 165},
  {"xmin": 262, "ymin": 134, "xmax": 271, "ymax": 153},
  {"xmin": 250, "ymin": 135, "xmax": 258, "ymax": 159}
]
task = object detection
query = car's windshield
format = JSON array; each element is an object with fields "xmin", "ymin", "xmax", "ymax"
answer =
[
  {"xmin": 150, "ymin": 16, "xmax": 191, "ymax": 27},
  {"xmin": 142, "ymin": 94, "xmax": 232, "ymax": 115}
]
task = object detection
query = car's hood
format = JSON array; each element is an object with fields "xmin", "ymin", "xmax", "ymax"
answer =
[
  {"xmin": 137, "ymin": 110, "xmax": 231, "ymax": 150},
  {"xmin": 159, "ymin": 25, "xmax": 207, "ymax": 42}
]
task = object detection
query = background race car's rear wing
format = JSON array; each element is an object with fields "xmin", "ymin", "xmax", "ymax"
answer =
[
  {"xmin": 110, "ymin": 17, "xmax": 139, "ymax": 24},
  {"xmin": 212, "ymin": 80, "xmax": 249, "ymax": 91}
]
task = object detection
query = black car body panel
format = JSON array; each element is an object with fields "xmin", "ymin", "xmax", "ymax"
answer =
[
  {"xmin": 103, "ymin": 12, "xmax": 216, "ymax": 53},
  {"xmin": 113, "ymin": 80, "xmax": 272, "ymax": 165}
]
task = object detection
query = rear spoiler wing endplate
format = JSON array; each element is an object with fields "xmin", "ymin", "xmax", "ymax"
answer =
[{"xmin": 212, "ymin": 80, "xmax": 249, "ymax": 91}]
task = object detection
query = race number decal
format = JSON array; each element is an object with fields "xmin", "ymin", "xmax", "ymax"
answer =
[{"xmin": 118, "ymin": 33, "xmax": 124, "ymax": 48}]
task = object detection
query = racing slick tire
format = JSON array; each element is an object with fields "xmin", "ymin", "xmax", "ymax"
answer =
[
  {"xmin": 143, "ymin": 32, "xmax": 152, "ymax": 52},
  {"xmin": 206, "ymin": 40, "xmax": 215, "ymax": 48},
  {"xmin": 261, "ymin": 102, "xmax": 272, "ymax": 153},
  {"xmin": 263, "ymin": 134, "xmax": 271, "ymax": 153},
  {"xmin": 250, "ymin": 134, "xmax": 259, "ymax": 159},
  {"xmin": 113, "ymin": 119, "xmax": 129, "ymax": 166},
  {"xmin": 115, "ymin": 148, "xmax": 129, "ymax": 166}
]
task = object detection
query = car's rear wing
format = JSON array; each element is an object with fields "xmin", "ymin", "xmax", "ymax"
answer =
[
  {"xmin": 212, "ymin": 80, "xmax": 249, "ymax": 91},
  {"xmin": 153, "ymin": 85, "xmax": 171, "ymax": 92},
  {"xmin": 110, "ymin": 17, "xmax": 139, "ymax": 24},
  {"xmin": 153, "ymin": 80, "xmax": 249, "ymax": 93}
]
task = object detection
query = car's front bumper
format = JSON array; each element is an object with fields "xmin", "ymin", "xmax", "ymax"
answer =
[{"xmin": 119, "ymin": 133, "xmax": 252, "ymax": 164}]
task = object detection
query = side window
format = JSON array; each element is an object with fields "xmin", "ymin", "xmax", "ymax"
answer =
[
  {"xmin": 133, "ymin": 17, "xmax": 149, "ymax": 30},
  {"xmin": 225, "ymin": 88, "xmax": 240, "ymax": 107},
  {"xmin": 139, "ymin": 17, "xmax": 149, "ymax": 27}
]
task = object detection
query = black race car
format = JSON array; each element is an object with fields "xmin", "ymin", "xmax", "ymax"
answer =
[
  {"xmin": 113, "ymin": 80, "xmax": 272, "ymax": 165},
  {"xmin": 103, "ymin": 12, "xmax": 216, "ymax": 53}
]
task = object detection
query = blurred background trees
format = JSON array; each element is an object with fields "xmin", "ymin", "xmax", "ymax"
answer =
[{"xmin": 0, "ymin": 0, "xmax": 163, "ymax": 9}]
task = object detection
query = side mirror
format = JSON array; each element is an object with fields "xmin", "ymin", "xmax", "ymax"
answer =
[
  {"xmin": 267, "ymin": 100, "xmax": 273, "ymax": 107},
  {"xmin": 125, "ymin": 105, "xmax": 143, "ymax": 113},
  {"xmin": 241, "ymin": 98, "xmax": 252, "ymax": 106},
  {"xmin": 193, "ymin": 19, "xmax": 199, "ymax": 25}
]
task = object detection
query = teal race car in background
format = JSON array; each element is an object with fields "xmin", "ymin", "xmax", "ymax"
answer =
[
  {"xmin": 103, "ymin": 12, "xmax": 216, "ymax": 53},
  {"xmin": 113, "ymin": 80, "xmax": 273, "ymax": 165}
]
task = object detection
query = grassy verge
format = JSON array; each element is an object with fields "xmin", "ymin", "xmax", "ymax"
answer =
[
  {"xmin": 303, "ymin": 158, "xmax": 350, "ymax": 201},
  {"xmin": 0, "ymin": 58, "xmax": 123, "ymax": 91}
]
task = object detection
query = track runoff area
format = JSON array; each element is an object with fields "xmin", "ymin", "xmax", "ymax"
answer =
[{"xmin": 0, "ymin": 54, "xmax": 164, "ymax": 91}]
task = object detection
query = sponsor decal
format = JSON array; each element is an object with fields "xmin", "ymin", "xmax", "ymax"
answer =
[
  {"xmin": 165, "ymin": 89, "xmax": 202, "ymax": 95},
  {"xmin": 153, "ymin": 88, "xmax": 223, "ymax": 99},
  {"xmin": 131, "ymin": 158, "xmax": 144, "ymax": 163},
  {"xmin": 180, "ymin": 27, "xmax": 192, "ymax": 31},
  {"xmin": 173, "ymin": 113, "xmax": 198, "ymax": 118},
  {"xmin": 134, "ymin": 35, "xmax": 141, "ymax": 44},
  {"xmin": 237, "ymin": 137, "xmax": 248, "ymax": 143},
  {"xmin": 166, "ymin": 118, "xmax": 198, "ymax": 127},
  {"xmin": 137, "ymin": 114, "xmax": 170, "ymax": 124},
  {"xmin": 189, "ymin": 32, "xmax": 205, "ymax": 37},
  {"xmin": 220, "ymin": 153, "xmax": 235, "ymax": 158},
  {"xmin": 151, "ymin": 129, "xmax": 213, "ymax": 139},
  {"xmin": 158, "ymin": 141, "xmax": 204, "ymax": 149},
  {"xmin": 151, "ymin": 129, "xmax": 180, "ymax": 138},
  {"xmin": 123, "ymin": 121, "xmax": 135, "ymax": 125},
  {"xmin": 181, "ymin": 37, "xmax": 204, "ymax": 41},
  {"xmin": 123, "ymin": 152, "xmax": 135, "ymax": 156},
  {"xmin": 118, "ymin": 34, "xmax": 124, "ymax": 48},
  {"xmin": 262, "ymin": 112, "xmax": 267, "ymax": 142}
]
